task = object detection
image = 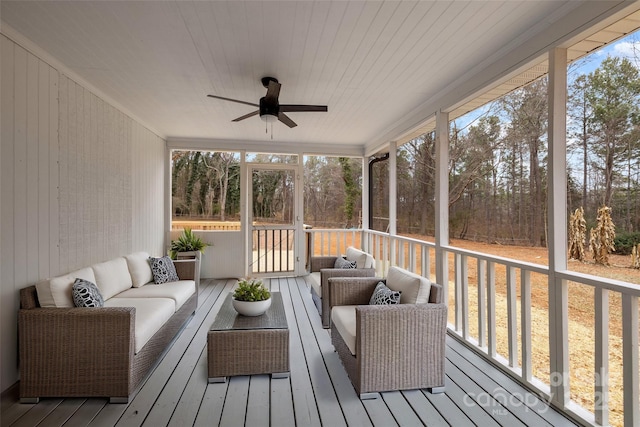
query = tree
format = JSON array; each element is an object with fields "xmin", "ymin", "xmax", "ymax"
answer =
[{"xmin": 586, "ymin": 56, "xmax": 640, "ymax": 209}]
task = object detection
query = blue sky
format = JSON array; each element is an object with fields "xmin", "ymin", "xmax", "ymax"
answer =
[{"xmin": 452, "ymin": 30, "xmax": 640, "ymax": 133}]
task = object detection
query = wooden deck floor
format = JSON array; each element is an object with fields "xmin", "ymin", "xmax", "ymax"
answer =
[{"xmin": 2, "ymin": 277, "xmax": 578, "ymax": 427}]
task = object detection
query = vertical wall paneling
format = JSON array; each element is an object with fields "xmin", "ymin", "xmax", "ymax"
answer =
[
  {"xmin": 0, "ymin": 34, "xmax": 166, "ymax": 391},
  {"xmin": 1, "ymin": 35, "xmax": 17, "ymax": 391},
  {"xmin": 26, "ymin": 53, "xmax": 39, "ymax": 286}
]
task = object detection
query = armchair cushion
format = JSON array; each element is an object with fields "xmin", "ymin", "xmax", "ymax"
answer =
[
  {"xmin": 369, "ymin": 282, "xmax": 401, "ymax": 305},
  {"xmin": 346, "ymin": 247, "xmax": 375, "ymax": 269},
  {"xmin": 331, "ymin": 305, "xmax": 358, "ymax": 355},
  {"xmin": 386, "ymin": 266, "xmax": 431, "ymax": 304}
]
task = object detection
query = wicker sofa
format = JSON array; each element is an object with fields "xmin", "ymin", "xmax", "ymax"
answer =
[
  {"xmin": 308, "ymin": 246, "xmax": 376, "ymax": 328},
  {"xmin": 328, "ymin": 266, "xmax": 447, "ymax": 399},
  {"xmin": 18, "ymin": 252, "xmax": 198, "ymax": 403}
]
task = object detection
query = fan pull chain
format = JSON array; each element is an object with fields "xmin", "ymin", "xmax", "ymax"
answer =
[{"xmin": 271, "ymin": 122, "xmax": 273, "ymax": 140}]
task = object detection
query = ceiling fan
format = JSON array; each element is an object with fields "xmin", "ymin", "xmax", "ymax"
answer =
[{"xmin": 207, "ymin": 77, "xmax": 327, "ymax": 128}]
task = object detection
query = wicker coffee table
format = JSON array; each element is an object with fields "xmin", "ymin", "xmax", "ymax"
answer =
[{"xmin": 207, "ymin": 292, "xmax": 289, "ymax": 382}]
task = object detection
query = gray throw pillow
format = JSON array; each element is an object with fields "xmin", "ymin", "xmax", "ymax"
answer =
[
  {"xmin": 72, "ymin": 278, "xmax": 104, "ymax": 307},
  {"xmin": 369, "ymin": 281, "xmax": 401, "ymax": 305},
  {"xmin": 334, "ymin": 256, "xmax": 357, "ymax": 269},
  {"xmin": 149, "ymin": 256, "xmax": 179, "ymax": 284}
]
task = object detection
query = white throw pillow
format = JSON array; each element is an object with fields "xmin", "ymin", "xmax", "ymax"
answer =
[
  {"xmin": 345, "ymin": 247, "xmax": 375, "ymax": 269},
  {"xmin": 92, "ymin": 257, "xmax": 133, "ymax": 300},
  {"xmin": 35, "ymin": 267, "xmax": 97, "ymax": 308},
  {"xmin": 386, "ymin": 266, "xmax": 431, "ymax": 304},
  {"xmin": 124, "ymin": 251, "xmax": 153, "ymax": 287}
]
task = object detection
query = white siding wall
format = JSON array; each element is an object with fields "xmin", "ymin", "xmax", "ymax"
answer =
[{"xmin": 0, "ymin": 34, "xmax": 166, "ymax": 392}]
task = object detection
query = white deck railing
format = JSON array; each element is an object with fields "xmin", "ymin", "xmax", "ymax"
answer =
[{"xmin": 305, "ymin": 228, "xmax": 639, "ymax": 427}]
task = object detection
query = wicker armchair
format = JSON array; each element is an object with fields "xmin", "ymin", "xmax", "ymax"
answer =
[
  {"xmin": 328, "ymin": 272, "xmax": 447, "ymax": 399},
  {"xmin": 309, "ymin": 247, "xmax": 376, "ymax": 328}
]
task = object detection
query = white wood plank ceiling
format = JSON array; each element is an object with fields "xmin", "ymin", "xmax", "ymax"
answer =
[{"xmin": 0, "ymin": 1, "xmax": 632, "ymax": 151}]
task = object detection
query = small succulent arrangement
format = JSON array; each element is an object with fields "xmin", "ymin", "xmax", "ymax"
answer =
[
  {"xmin": 170, "ymin": 228, "xmax": 208, "ymax": 259},
  {"xmin": 233, "ymin": 278, "xmax": 271, "ymax": 302}
]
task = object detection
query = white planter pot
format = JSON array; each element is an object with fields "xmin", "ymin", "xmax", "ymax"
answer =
[{"xmin": 232, "ymin": 298, "xmax": 272, "ymax": 316}]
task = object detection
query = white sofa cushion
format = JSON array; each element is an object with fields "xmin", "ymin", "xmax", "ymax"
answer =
[
  {"xmin": 386, "ymin": 266, "xmax": 431, "ymax": 304},
  {"xmin": 124, "ymin": 251, "xmax": 153, "ymax": 288},
  {"xmin": 93, "ymin": 257, "xmax": 133, "ymax": 300},
  {"xmin": 331, "ymin": 305, "xmax": 358, "ymax": 355},
  {"xmin": 104, "ymin": 297, "xmax": 175, "ymax": 354},
  {"xmin": 114, "ymin": 280, "xmax": 195, "ymax": 311},
  {"xmin": 346, "ymin": 247, "xmax": 375, "ymax": 269},
  {"xmin": 309, "ymin": 272, "xmax": 321, "ymax": 296},
  {"xmin": 35, "ymin": 267, "xmax": 97, "ymax": 308}
]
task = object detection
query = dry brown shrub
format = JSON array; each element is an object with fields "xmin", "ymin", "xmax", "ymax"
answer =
[
  {"xmin": 569, "ymin": 207, "xmax": 586, "ymax": 261},
  {"xmin": 590, "ymin": 206, "xmax": 615, "ymax": 266}
]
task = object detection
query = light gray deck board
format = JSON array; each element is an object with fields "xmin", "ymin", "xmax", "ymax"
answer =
[
  {"xmin": 2, "ymin": 276, "xmax": 579, "ymax": 427},
  {"xmin": 279, "ymin": 277, "xmax": 321, "ymax": 427},
  {"xmin": 401, "ymin": 389, "xmax": 449, "ymax": 427}
]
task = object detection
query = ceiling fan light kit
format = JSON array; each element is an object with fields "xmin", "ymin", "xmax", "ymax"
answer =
[{"xmin": 207, "ymin": 76, "xmax": 327, "ymax": 129}]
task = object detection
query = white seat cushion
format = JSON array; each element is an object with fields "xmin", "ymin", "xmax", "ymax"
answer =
[
  {"xmin": 36, "ymin": 267, "xmax": 97, "ymax": 308},
  {"xmin": 124, "ymin": 251, "xmax": 153, "ymax": 288},
  {"xmin": 92, "ymin": 258, "xmax": 133, "ymax": 300},
  {"xmin": 346, "ymin": 247, "xmax": 375, "ymax": 269},
  {"xmin": 104, "ymin": 297, "xmax": 175, "ymax": 354},
  {"xmin": 331, "ymin": 305, "xmax": 358, "ymax": 355},
  {"xmin": 386, "ymin": 266, "xmax": 431, "ymax": 304},
  {"xmin": 114, "ymin": 280, "xmax": 195, "ymax": 311},
  {"xmin": 309, "ymin": 272, "xmax": 321, "ymax": 296}
]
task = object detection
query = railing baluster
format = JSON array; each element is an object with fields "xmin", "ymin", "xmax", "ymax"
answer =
[
  {"xmin": 507, "ymin": 266, "xmax": 518, "ymax": 368},
  {"xmin": 478, "ymin": 259, "xmax": 486, "ymax": 348},
  {"xmin": 455, "ymin": 253, "xmax": 462, "ymax": 333},
  {"xmin": 257, "ymin": 230, "xmax": 262, "ymax": 273},
  {"xmin": 595, "ymin": 287, "xmax": 609, "ymax": 426},
  {"xmin": 461, "ymin": 254, "xmax": 469, "ymax": 340},
  {"xmin": 521, "ymin": 269, "xmax": 531, "ymax": 382},
  {"xmin": 487, "ymin": 261, "xmax": 496, "ymax": 358},
  {"xmin": 623, "ymin": 295, "xmax": 639, "ymax": 427}
]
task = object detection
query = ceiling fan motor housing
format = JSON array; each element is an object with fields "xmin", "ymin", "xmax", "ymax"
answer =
[{"xmin": 259, "ymin": 97, "xmax": 278, "ymax": 122}]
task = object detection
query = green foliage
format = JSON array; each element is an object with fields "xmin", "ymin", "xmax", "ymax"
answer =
[
  {"xmin": 614, "ymin": 231, "xmax": 640, "ymax": 255},
  {"xmin": 232, "ymin": 279, "xmax": 271, "ymax": 302},
  {"xmin": 338, "ymin": 157, "xmax": 360, "ymax": 227},
  {"xmin": 170, "ymin": 228, "xmax": 208, "ymax": 259}
]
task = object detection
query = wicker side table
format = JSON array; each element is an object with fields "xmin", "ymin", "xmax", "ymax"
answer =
[{"xmin": 207, "ymin": 292, "xmax": 289, "ymax": 382}]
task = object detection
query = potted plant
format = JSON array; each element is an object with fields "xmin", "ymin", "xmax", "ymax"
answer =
[
  {"xmin": 232, "ymin": 278, "xmax": 271, "ymax": 316},
  {"xmin": 170, "ymin": 228, "xmax": 208, "ymax": 259},
  {"xmin": 170, "ymin": 228, "xmax": 208, "ymax": 286}
]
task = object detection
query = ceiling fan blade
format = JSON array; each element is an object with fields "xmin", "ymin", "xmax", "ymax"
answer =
[
  {"xmin": 265, "ymin": 81, "xmax": 281, "ymax": 103},
  {"xmin": 207, "ymin": 94, "xmax": 258, "ymax": 107},
  {"xmin": 278, "ymin": 112, "xmax": 297, "ymax": 128},
  {"xmin": 232, "ymin": 110, "xmax": 260, "ymax": 122},
  {"xmin": 280, "ymin": 104, "xmax": 328, "ymax": 112}
]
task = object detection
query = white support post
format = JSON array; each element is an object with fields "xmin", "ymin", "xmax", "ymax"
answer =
[
  {"xmin": 362, "ymin": 157, "xmax": 370, "ymax": 242},
  {"xmin": 389, "ymin": 141, "xmax": 397, "ymax": 266},
  {"xmin": 622, "ymin": 295, "xmax": 639, "ymax": 427},
  {"xmin": 435, "ymin": 111, "xmax": 449, "ymax": 301},
  {"xmin": 548, "ymin": 47, "xmax": 569, "ymax": 407}
]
